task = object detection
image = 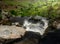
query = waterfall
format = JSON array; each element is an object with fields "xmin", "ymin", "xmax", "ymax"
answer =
[{"xmin": 23, "ymin": 16, "xmax": 49, "ymax": 35}]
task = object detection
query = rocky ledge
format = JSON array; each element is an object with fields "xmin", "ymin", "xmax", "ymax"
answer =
[{"xmin": 0, "ymin": 25, "xmax": 26, "ymax": 39}]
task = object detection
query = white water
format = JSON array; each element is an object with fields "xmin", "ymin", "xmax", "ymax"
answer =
[{"xmin": 23, "ymin": 16, "xmax": 49, "ymax": 35}]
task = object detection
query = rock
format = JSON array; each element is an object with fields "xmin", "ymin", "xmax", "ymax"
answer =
[
  {"xmin": 11, "ymin": 31, "xmax": 41, "ymax": 44},
  {"xmin": 41, "ymin": 29, "xmax": 60, "ymax": 44},
  {"xmin": 9, "ymin": 16, "xmax": 31, "ymax": 26},
  {"xmin": 0, "ymin": 25, "xmax": 26, "ymax": 39},
  {"xmin": 52, "ymin": 17, "xmax": 60, "ymax": 30}
]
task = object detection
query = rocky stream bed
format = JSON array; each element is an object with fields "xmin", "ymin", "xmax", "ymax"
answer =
[{"xmin": 0, "ymin": 16, "xmax": 60, "ymax": 44}]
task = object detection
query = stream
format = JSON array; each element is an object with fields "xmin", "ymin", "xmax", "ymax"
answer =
[{"xmin": 0, "ymin": 16, "xmax": 60, "ymax": 44}]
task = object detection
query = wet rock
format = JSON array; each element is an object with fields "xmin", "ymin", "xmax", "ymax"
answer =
[{"xmin": 52, "ymin": 17, "xmax": 60, "ymax": 30}]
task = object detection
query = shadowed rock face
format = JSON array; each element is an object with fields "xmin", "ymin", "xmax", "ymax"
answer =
[
  {"xmin": 7, "ymin": 31, "xmax": 41, "ymax": 44},
  {"xmin": 40, "ymin": 29, "xmax": 60, "ymax": 44}
]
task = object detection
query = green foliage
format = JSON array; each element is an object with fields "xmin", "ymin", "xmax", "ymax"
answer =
[
  {"xmin": 3, "ymin": 0, "xmax": 60, "ymax": 19},
  {"xmin": 9, "ymin": 10, "xmax": 18, "ymax": 16}
]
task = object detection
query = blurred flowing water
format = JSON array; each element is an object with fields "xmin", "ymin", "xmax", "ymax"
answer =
[{"xmin": 23, "ymin": 16, "xmax": 49, "ymax": 35}]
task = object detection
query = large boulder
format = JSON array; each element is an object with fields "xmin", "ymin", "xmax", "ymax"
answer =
[
  {"xmin": 0, "ymin": 25, "xmax": 26, "ymax": 44},
  {"xmin": 0, "ymin": 25, "xmax": 26, "ymax": 39}
]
